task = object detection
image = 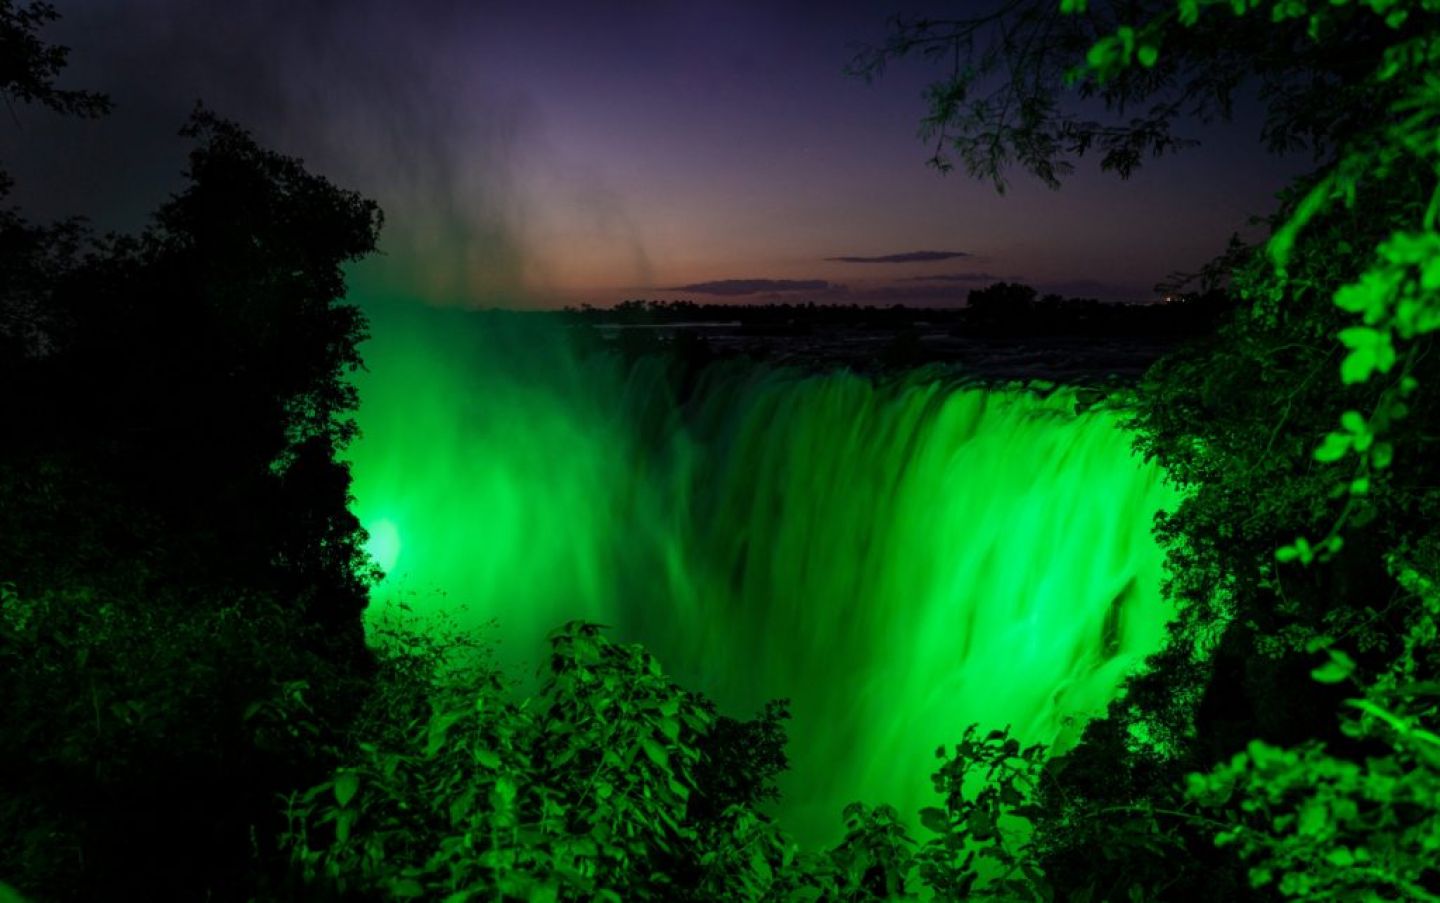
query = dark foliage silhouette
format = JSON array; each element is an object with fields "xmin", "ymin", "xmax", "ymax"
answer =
[{"xmin": 1, "ymin": 101, "xmax": 383, "ymax": 898}]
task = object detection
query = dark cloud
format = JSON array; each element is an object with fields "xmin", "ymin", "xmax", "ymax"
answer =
[
  {"xmin": 895, "ymin": 272, "xmax": 1006, "ymax": 283},
  {"xmin": 824, "ymin": 250, "xmax": 971, "ymax": 264},
  {"xmin": 747, "ymin": 282, "xmax": 972, "ymax": 306},
  {"xmin": 667, "ymin": 279, "xmax": 834, "ymax": 296}
]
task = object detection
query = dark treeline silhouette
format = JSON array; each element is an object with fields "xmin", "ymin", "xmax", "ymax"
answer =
[
  {"xmin": 1, "ymin": 106, "xmax": 384, "ymax": 897},
  {"xmin": 560, "ymin": 284, "xmax": 1235, "ymax": 337},
  {"xmin": 1, "ymin": 4, "xmax": 383, "ymax": 896},
  {"xmin": 959, "ymin": 281, "xmax": 1235, "ymax": 336}
]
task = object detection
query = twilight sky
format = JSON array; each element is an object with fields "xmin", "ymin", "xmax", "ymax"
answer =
[{"xmin": 3, "ymin": 0, "xmax": 1307, "ymax": 306}]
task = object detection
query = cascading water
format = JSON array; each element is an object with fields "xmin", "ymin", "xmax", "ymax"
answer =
[{"xmin": 345, "ymin": 296, "xmax": 1182, "ymax": 846}]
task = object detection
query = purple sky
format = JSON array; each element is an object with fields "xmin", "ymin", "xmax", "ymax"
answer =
[{"xmin": 3, "ymin": 0, "xmax": 1308, "ymax": 306}]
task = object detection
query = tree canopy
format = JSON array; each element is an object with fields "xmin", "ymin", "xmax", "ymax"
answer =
[{"xmin": 847, "ymin": 0, "xmax": 1430, "ymax": 193}]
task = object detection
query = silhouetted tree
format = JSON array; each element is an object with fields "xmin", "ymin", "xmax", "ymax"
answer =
[
  {"xmin": 0, "ymin": 0, "xmax": 109, "ymax": 362},
  {"xmin": 0, "ymin": 1, "xmax": 110, "ymax": 120},
  {"xmin": 0, "ymin": 102, "xmax": 384, "ymax": 899},
  {"xmin": 847, "ymin": 0, "xmax": 1417, "ymax": 193},
  {"xmin": 965, "ymin": 280, "xmax": 1038, "ymax": 330}
]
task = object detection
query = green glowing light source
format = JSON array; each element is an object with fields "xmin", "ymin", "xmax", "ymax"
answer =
[
  {"xmin": 364, "ymin": 518, "xmax": 401, "ymax": 575},
  {"xmin": 345, "ymin": 294, "xmax": 1183, "ymax": 846}
]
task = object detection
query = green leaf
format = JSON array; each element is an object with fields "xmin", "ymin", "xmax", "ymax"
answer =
[
  {"xmin": 475, "ymin": 747, "xmax": 500, "ymax": 769},
  {"xmin": 1281, "ymin": 536, "xmax": 1315, "ymax": 565},
  {"xmin": 666, "ymin": 774, "xmax": 691, "ymax": 801},
  {"xmin": 640, "ymin": 737, "xmax": 669, "ymax": 769},
  {"xmin": 1178, "ymin": 0, "xmax": 1200, "ymax": 25},
  {"xmin": 1268, "ymin": 173, "xmax": 1333, "ymax": 268},
  {"xmin": 390, "ymin": 878, "xmax": 425, "ymax": 899},
  {"xmin": 1116, "ymin": 26, "xmax": 1136, "ymax": 56},
  {"xmin": 1086, "ymin": 38, "xmax": 1116, "ymax": 69},
  {"xmin": 1137, "ymin": 45, "xmax": 1158, "ymax": 67},
  {"xmin": 491, "ymin": 776, "xmax": 518, "ymax": 809},
  {"xmin": 1341, "ymin": 348, "xmax": 1376, "ymax": 384},
  {"xmin": 1314, "ymin": 432, "xmax": 1351, "ymax": 462},
  {"xmin": 334, "ymin": 771, "xmax": 359, "ymax": 807},
  {"xmin": 920, "ymin": 806, "xmax": 949, "ymax": 834},
  {"xmin": 1312, "ymin": 650, "xmax": 1356, "ymax": 684},
  {"xmin": 1422, "ymin": 256, "xmax": 1440, "ymax": 292},
  {"xmin": 1297, "ymin": 801, "xmax": 1328, "ymax": 835},
  {"xmin": 1338, "ymin": 326, "xmax": 1396, "ymax": 383},
  {"xmin": 1371, "ymin": 442, "xmax": 1394, "ymax": 469},
  {"xmin": 425, "ymin": 709, "xmax": 464, "ymax": 758},
  {"xmin": 751, "ymin": 848, "xmax": 774, "ymax": 884},
  {"xmin": 1338, "ymin": 326, "xmax": 1379, "ymax": 349},
  {"xmin": 1333, "ymin": 281, "xmax": 1379, "ymax": 316},
  {"xmin": 551, "ymin": 743, "xmax": 579, "ymax": 768},
  {"xmin": 1340, "ymin": 410, "xmax": 1366, "ymax": 434},
  {"xmin": 335, "ymin": 807, "xmax": 354, "ymax": 843}
]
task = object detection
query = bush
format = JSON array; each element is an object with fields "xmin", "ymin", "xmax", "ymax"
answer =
[{"xmin": 0, "ymin": 580, "xmax": 363, "ymax": 900}]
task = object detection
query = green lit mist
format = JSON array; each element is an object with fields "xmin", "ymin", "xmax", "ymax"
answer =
[{"xmin": 346, "ymin": 296, "xmax": 1182, "ymax": 846}]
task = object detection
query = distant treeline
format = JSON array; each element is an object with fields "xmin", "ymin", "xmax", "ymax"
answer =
[{"xmin": 560, "ymin": 282, "xmax": 1236, "ymax": 337}]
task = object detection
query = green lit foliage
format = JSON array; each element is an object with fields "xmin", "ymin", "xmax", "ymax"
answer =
[
  {"xmin": 1109, "ymin": 0, "xmax": 1440, "ymax": 659},
  {"xmin": 0, "ymin": 580, "xmax": 361, "ymax": 900},
  {"xmin": 1085, "ymin": 0, "xmax": 1440, "ymax": 898},
  {"xmin": 1183, "ymin": 546, "xmax": 1440, "ymax": 899},
  {"xmin": 765, "ymin": 725, "xmax": 1054, "ymax": 901},
  {"xmin": 283, "ymin": 620, "xmax": 1059, "ymax": 902},
  {"xmin": 1186, "ymin": 727, "xmax": 1440, "ymax": 899},
  {"xmin": 282, "ymin": 620, "xmax": 794, "ymax": 901},
  {"xmin": 804, "ymin": 802, "xmax": 919, "ymax": 900},
  {"xmin": 912, "ymin": 726, "xmax": 1050, "ymax": 901}
]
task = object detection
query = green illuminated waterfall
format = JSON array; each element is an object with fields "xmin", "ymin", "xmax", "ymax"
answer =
[{"xmin": 346, "ymin": 297, "xmax": 1181, "ymax": 845}]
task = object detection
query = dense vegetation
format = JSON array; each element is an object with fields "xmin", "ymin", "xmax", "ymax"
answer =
[{"xmin": 2, "ymin": 0, "xmax": 1438, "ymax": 900}]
